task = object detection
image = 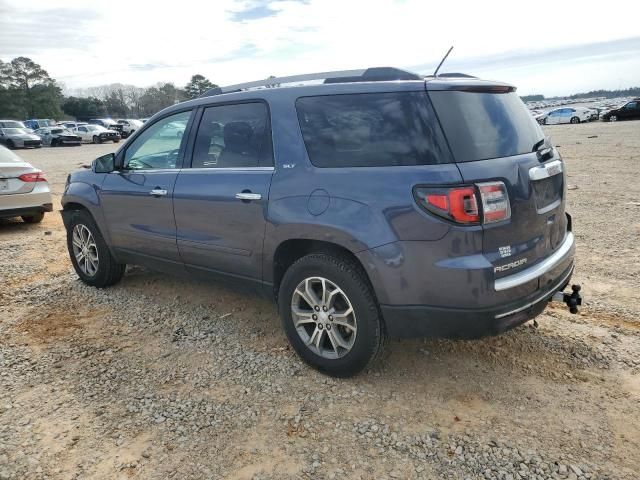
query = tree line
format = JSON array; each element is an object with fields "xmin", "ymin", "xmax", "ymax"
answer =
[{"xmin": 0, "ymin": 57, "xmax": 218, "ymax": 120}]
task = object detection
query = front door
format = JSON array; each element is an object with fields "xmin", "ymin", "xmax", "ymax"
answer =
[
  {"xmin": 173, "ymin": 102, "xmax": 274, "ymax": 281},
  {"xmin": 620, "ymin": 101, "xmax": 639, "ymax": 120},
  {"xmin": 100, "ymin": 110, "xmax": 193, "ymax": 264},
  {"xmin": 546, "ymin": 110, "xmax": 561, "ymax": 125}
]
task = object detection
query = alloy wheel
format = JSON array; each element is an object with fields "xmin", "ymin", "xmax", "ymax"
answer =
[
  {"xmin": 71, "ymin": 224, "xmax": 99, "ymax": 277},
  {"xmin": 291, "ymin": 276, "xmax": 357, "ymax": 359}
]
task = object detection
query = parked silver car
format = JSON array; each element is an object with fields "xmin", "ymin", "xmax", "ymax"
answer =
[
  {"xmin": 0, "ymin": 127, "xmax": 42, "ymax": 149},
  {"xmin": 0, "ymin": 145, "xmax": 52, "ymax": 223}
]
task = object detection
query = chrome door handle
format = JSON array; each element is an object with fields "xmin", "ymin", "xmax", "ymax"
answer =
[
  {"xmin": 235, "ymin": 192, "xmax": 261, "ymax": 201},
  {"xmin": 149, "ymin": 188, "xmax": 168, "ymax": 196}
]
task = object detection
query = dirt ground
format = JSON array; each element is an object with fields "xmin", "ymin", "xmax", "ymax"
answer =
[{"xmin": 1, "ymin": 121, "xmax": 639, "ymax": 479}]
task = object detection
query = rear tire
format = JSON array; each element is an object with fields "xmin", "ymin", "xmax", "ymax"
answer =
[
  {"xmin": 22, "ymin": 212, "xmax": 44, "ymax": 223},
  {"xmin": 570, "ymin": 116, "xmax": 580, "ymax": 124},
  {"xmin": 278, "ymin": 253, "xmax": 386, "ymax": 377},
  {"xmin": 65, "ymin": 209, "xmax": 125, "ymax": 288}
]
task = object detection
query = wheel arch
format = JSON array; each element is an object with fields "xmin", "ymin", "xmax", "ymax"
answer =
[
  {"xmin": 61, "ymin": 184, "xmax": 115, "ymax": 255},
  {"xmin": 271, "ymin": 238, "xmax": 384, "ymax": 305}
]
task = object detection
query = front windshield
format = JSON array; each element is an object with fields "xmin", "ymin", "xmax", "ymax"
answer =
[{"xmin": 2, "ymin": 128, "xmax": 27, "ymax": 135}]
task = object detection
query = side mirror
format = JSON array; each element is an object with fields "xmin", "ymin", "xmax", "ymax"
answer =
[{"xmin": 94, "ymin": 153, "xmax": 116, "ymax": 173}]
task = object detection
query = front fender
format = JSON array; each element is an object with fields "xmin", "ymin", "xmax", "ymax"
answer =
[{"xmin": 61, "ymin": 181, "xmax": 112, "ymax": 245}]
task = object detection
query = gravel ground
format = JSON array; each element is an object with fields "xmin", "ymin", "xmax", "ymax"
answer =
[{"xmin": 1, "ymin": 121, "xmax": 639, "ymax": 479}]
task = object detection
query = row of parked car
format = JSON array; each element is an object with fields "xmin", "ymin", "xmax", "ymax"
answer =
[
  {"xmin": 530, "ymin": 98, "xmax": 640, "ymax": 125},
  {"xmin": 0, "ymin": 118, "xmax": 146, "ymax": 149}
]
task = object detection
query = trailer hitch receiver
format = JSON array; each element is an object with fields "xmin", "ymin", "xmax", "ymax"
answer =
[{"xmin": 551, "ymin": 284, "xmax": 582, "ymax": 314}]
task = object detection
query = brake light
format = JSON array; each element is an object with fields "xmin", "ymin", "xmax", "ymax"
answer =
[
  {"xmin": 418, "ymin": 186, "xmax": 479, "ymax": 224},
  {"xmin": 415, "ymin": 181, "xmax": 510, "ymax": 225},
  {"xmin": 18, "ymin": 171, "xmax": 47, "ymax": 182}
]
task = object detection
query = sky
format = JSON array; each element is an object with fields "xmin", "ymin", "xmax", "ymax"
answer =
[{"xmin": 1, "ymin": 0, "xmax": 639, "ymax": 97}]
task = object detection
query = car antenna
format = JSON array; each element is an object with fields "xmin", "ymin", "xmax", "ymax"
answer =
[{"xmin": 433, "ymin": 46, "xmax": 454, "ymax": 77}]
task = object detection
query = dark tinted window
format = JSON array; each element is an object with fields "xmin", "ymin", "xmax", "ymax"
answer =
[
  {"xmin": 296, "ymin": 92, "xmax": 451, "ymax": 167},
  {"xmin": 192, "ymin": 102, "xmax": 272, "ymax": 168},
  {"xmin": 430, "ymin": 91, "xmax": 544, "ymax": 162}
]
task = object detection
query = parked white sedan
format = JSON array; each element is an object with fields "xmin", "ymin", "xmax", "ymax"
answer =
[
  {"xmin": 73, "ymin": 125, "xmax": 121, "ymax": 144},
  {"xmin": 0, "ymin": 145, "xmax": 52, "ymax": 223},
  {"xmin": 538, "ymin": 107, "xmax": 593, "ymax": 125}
]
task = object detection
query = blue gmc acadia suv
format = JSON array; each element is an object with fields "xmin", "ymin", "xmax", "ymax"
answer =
[{"xmin": 62, "ymin": 67, "xmax": 578, "ymax": 377}]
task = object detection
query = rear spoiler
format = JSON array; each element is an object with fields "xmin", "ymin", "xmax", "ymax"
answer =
[{"xmin": 426, "ymin": 78, "xmax": 516, "ymax": 93}]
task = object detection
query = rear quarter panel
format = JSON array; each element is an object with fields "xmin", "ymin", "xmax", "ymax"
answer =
[{"xmin": 262, "ymin": 93, "xmax": 465, "ymax": 288}]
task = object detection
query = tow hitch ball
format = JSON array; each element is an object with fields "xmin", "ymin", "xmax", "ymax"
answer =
[{"xmin": 551, "ymin": 284, "xmax": 582, "ymax": 314}]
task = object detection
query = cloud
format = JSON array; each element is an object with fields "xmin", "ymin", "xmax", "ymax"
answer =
[
  {"xmin": 207, "ymin": 44, "xmax": 259, "ymax": 63},
  {"xmin": 129, "ymin": 63, "xmax": 173, "ymax": 72},
  {"xmin": 228, "ymin": 2, "xmax": 279, "ymax": 22},
  {"xmin": 1, "ymin": 0, "xmax": 639, "ymax": 95},
  {"xmin": 411, "ymin": 37, "xmax": 640, "ymax": 75},
  {"xmin": 0, "ymin": 0, "xmax": 99, "ymax": 57}
]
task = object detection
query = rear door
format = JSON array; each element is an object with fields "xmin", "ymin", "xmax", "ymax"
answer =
[
  {"xmin": 173, "ymin": 102, "xmax": 274, "ymax": 281},
  {"xmin": 429, "ymin": 89, "xmax": 568, "ymax": 282},
  {"xmin": 75, "ymin": 126, "xmax": 88, "ymax": 142}
]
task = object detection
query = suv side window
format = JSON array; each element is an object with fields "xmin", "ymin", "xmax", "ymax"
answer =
[
  {"xmin": 191, "ymin": 102, "xmax": 273, "ymax": 168},
  {"xmin": 124, "ymin": 110, "xmax": 191, "ymax": 170},
  {"xmin": 296, "ymin": 92, "xmax": 451, "ymax": 167}
]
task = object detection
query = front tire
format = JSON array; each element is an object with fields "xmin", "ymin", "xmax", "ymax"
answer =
[
  {"xmin": 609, "ymin": 115, "xmax": 617, "ymax": 122},
  {"xmin": 570, "ymin": 116, "xmax": 580, "ymax": 124},
  {"xmin": 278, "ymin": 253, "xmax": 386, "ymax": 377},
  {"xmin": 22, "ymin": 212, "xmax": 44, "ymax": 223},
  {"xmin": 6, "ymin": 140, "xmax": 15, "ymax": 149},
  {"xmin": 66, "ymin": 209, "xmax": 125, "ymax": 287}
]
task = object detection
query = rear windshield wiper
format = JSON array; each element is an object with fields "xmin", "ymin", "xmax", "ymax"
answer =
[
  {"xmin": 532, "ymin": 138, "xmax": 553, "ymax": 161},
  {"xmin": 532, "ymin": 138, "xmax": 545, "ymax": 152}
]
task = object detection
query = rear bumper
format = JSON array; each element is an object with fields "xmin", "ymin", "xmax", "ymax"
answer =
[
  {"xmin": 0, "ymin": 204, "xmax": 53, "ymax": 218},
  {"xmin": 382, "ymin": 262, "xmax": 574, "ymax": 338},
  {"xmin": 0, "ymin": 185, "xmax": 53, "ymax": 218}
]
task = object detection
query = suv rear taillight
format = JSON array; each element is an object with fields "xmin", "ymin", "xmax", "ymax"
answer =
[
  {"xmin": 18, "ymin": 171, "xmax": 47, "ymax": 182},
  {"xmin": 477, "ymin": 181, "xmax": 510, "ymax": 223},
  {"xmin": 415, "ymin": 181, "xmax": 510, "ymax": 225},
  {"xmin": 419, "ymin": 186, "xmax": 479, "ymax": 224}
]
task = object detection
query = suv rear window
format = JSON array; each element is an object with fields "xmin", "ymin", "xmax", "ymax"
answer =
[
  {"xmin": 429, "ymin": 91, "xmax": 544, "ymax": 162},
  {"xmin": 296, "ymin": 92, "xmax": 452, "ymax": 167}
]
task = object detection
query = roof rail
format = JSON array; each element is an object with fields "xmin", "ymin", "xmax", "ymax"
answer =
[{"xmin": 200, "ymin": 67, "xmax": 422, "ymax": 97}]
